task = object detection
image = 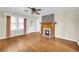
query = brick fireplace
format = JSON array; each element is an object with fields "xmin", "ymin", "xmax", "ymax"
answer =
[{"xmin": 41, "ymin": 22, "xmax": 55, "ymax": 38}]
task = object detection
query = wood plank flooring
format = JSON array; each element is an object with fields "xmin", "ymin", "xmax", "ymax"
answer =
[{"xmin": 0, "ymin": 32, "xmax": 79, "ymax": 52}]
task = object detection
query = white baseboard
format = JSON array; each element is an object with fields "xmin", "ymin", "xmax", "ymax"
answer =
[
  {"xmin": 55, "ymin": 36, "xmax": 77, "ymax": 42},
  {"xmin": 55, "ymin": 36, "xmax": 79, "ymax": 47}
]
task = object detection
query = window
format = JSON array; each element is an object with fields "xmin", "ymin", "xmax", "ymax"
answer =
[
  {"xmin": 11, "ymin": 16, "xmax": 24, "ymax": 31},
  {"xmin": 10, "ymin": 16, "xmax": 25, "ymax": 36},
  {"xmin": 18, "ymin": 17, "xmax": 24, "ymax": 30},
  {"xmin": 11, "ymin": 16, "xmax": 17, "ymax": 31}
]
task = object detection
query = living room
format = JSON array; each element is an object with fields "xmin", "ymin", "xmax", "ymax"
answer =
[{"xmin": 0, "ymin": 7, "xmax": 79, "ymax": 52}]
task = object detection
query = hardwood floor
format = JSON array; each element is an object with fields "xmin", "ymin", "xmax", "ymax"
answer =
[{"xmin": 0, "ymin": 32, "xmax": 79, "ymax": 52}]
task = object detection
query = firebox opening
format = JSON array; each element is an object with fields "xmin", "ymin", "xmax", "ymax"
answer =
[{"xmin": 45, "ymin": 30, "xmax": 49, "ymax": 36}]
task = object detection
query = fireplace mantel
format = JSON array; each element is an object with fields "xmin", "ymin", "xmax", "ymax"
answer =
[
  {"xmin": 40, "ymin": 22, "xmax": 55, "ymax": 38},
  {"xmin": 40, "ymin": 22, "xmax": 55, "ymax": 24}
]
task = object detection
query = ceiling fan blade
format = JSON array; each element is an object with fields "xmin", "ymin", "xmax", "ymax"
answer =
[
  {"xmin": 36, "ymin": 9, "xmax": 41, "ymax": 11},
  {"xmin": 35, "ymin": 11, "xmax": 40, "ymax": 15}
]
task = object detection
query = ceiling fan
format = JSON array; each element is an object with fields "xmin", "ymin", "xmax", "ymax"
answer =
[{"xmin": 26, "ymin": 7, "xmax": 41, "ymax": 15}]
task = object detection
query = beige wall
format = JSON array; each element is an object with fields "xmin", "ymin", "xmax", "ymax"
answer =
[
  {"xmin": 77, "ymin": 19, "xmax": 79, "ymax": 46},
  {"xmin": 0, "ymin": 17, "xmax": 1, "ymax": 32},
  {"xmin": 55, "ymin": 8, "xmax": 77, "ymax": 42},
  {"xmin": 76, "ymin": 9, "xmax": 79, "ymax": 45}
]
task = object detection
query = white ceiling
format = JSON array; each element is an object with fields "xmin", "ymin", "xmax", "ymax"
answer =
[{"xmin": 0, "ymin": 7, "xmax": 78, "ymax": 17}]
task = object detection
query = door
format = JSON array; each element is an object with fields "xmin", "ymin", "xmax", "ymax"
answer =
[{"xmin": 6, "ymin": 16, "xmax": 11, "ymax": 37}]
